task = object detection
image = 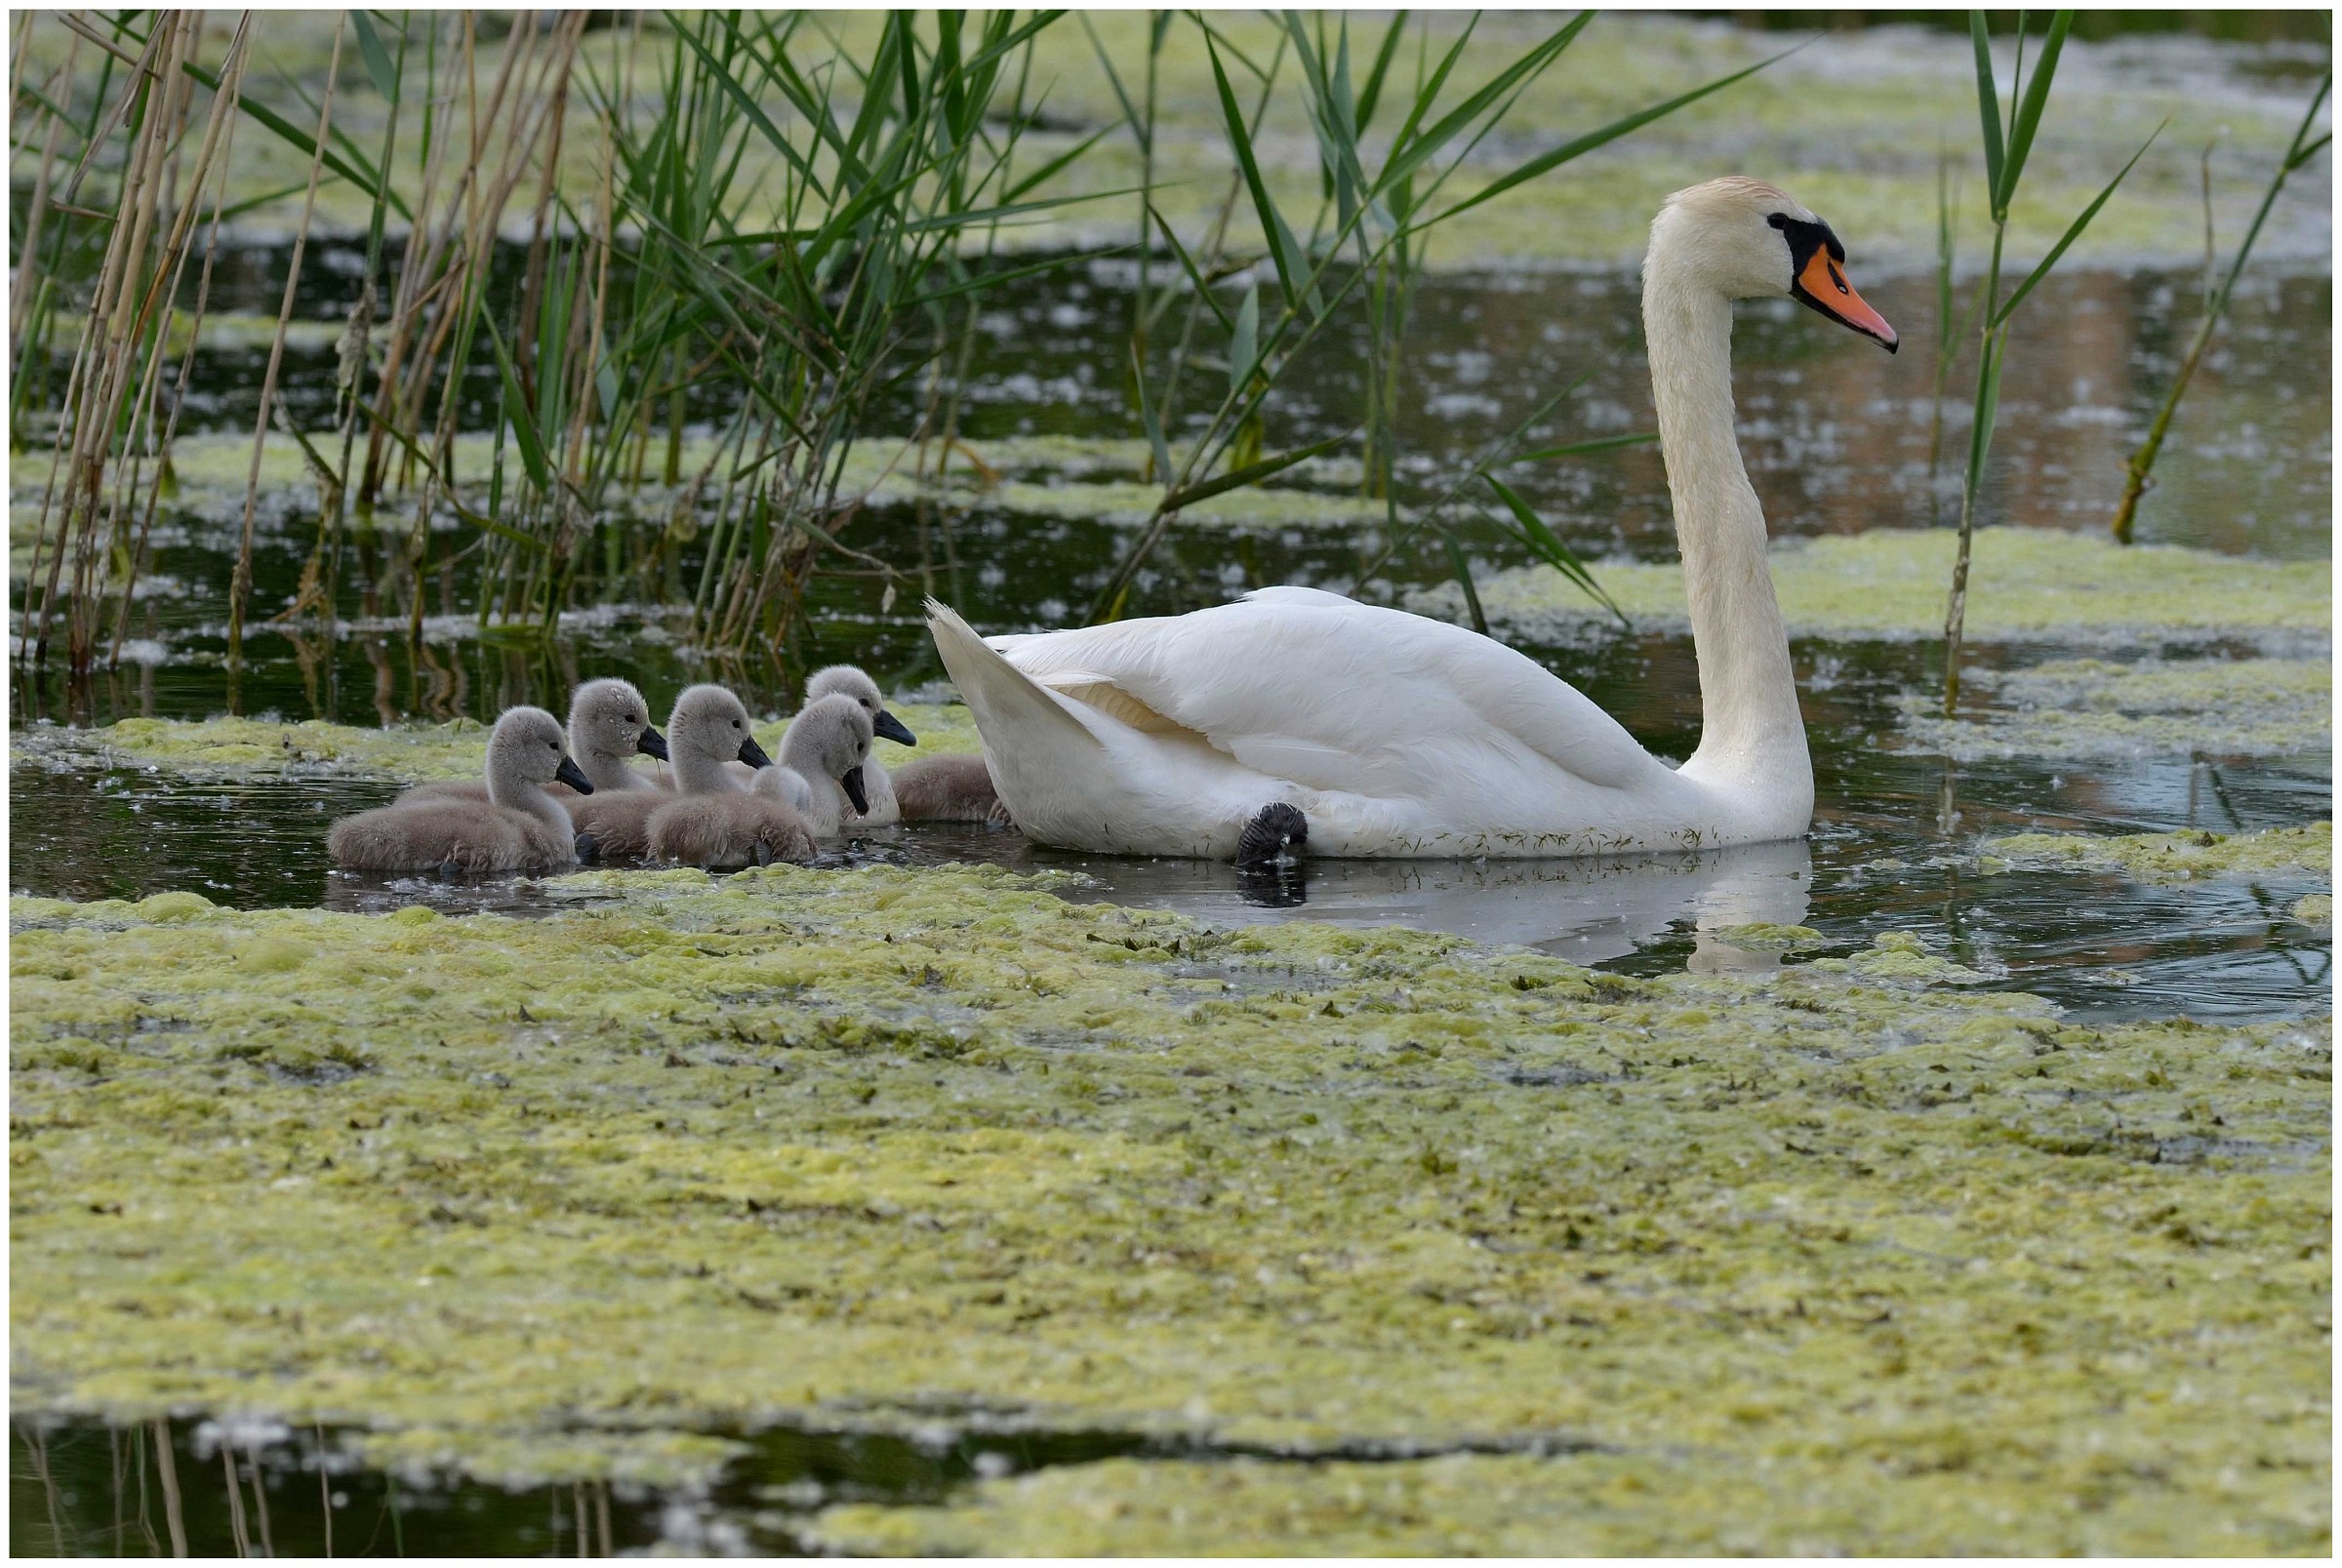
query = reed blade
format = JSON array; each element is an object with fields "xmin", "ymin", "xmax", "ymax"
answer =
[
  {"xmin": 1970, "ymin": 11, "xmax": 2005, "ymax": 208},
  {"xmin": 1995, "ymin": 10, "xmax": 2072, "ymax": 212}
]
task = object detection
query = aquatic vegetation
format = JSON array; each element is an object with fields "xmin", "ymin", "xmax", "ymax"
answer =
[
  {"xmin": 1709, "ymin": 921, "xmax": 1827, "ymax": 952},
  {"xmin": 2289, "ymin": 894, "xmax": 2332, "ymax": 929},
  {"xmin": 960, "ymin": 480, "xmax": 1383, "ymax": 533},
  {"xmin": 1420, "ymin": 527, "xmax": 2331, "ymax": 649},
  {"xmin": 11, "ymin": 707, "xmax": 984, "ymax": 787},
  {"xmin": 1938, "ymin": 11, "xmax": 2165, "ymax": 716},
  {"xmin": 810, "ymin": 1435, "xmax": 2329, "ymax": 1557},
  {"xmin": 11, "ymin": 865, "xmax": 2329, "ymax": 1550},
  {"xmin": 1979, "ymin": 822, "xmax": 2331, "ymax": 885},
  {"xmin": 1897, "ymin": 657, "xmax": 2331, "ymax": 762}
]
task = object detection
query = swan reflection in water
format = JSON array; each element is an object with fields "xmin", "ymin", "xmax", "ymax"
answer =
[
  {"xmin": 323, "ymin": 825, "xmax": 1815, "ymax": 975},
  {"xmin": 1024, "ymin": 836, "xmax": 1816, "ymax": 972}
]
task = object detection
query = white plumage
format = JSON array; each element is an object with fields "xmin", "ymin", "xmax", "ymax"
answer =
[{"xmin": 928, "ymin": 178, "xmax": 1897, "ymax": 861}]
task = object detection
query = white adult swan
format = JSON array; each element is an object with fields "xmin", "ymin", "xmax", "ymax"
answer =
[{"xmin": 927, "ymin": 178, "xmax": 1898, "ymax": 860}]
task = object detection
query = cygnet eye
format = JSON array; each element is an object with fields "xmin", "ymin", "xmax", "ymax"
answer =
[{"xmin": 731, "ymin": 718, "xmax": 741, "ymax": 729}]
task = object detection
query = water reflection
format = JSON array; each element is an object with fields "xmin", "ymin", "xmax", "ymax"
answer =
[
  {"xmin": 7, "ymin": 1413, "xmax": 1175, "ymax": 1557},
  {"xmin": 12, "ymin": 1411, "xmax": 1580, "ymax": 1557},
  {"xmin": 1031, "ymin": 838, "xmax": 1815, "ymax": 969}
]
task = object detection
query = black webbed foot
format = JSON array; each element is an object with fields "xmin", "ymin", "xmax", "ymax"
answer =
[{"xmin": 1236, "ymin": 802, "xmax": 1308, "ymax": 867}]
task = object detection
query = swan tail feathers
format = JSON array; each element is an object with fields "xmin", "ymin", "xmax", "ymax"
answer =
[{"xmin": 925, "ymin": 601, "xmax": 1109, "ymax": 790}]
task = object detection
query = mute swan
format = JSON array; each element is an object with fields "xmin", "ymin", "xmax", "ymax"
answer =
[
  {"xmin": 894, "ymin": 753, "xmax": 1014, "ymax": 827},
  {"xmin": 747, "ymin": 695, "xmax": 875, "ymax": 837},
  {"xmin": 725, "ymin": 665, "xmax": 916, "ymax": 817},
  {"xmin": 329, "ymin": 706, "xmax": 593, "ymax": 873},
  {"xmin": 645, "ymin": 684, "xmax": 849, "ymax": 868},
  {"xmin": 402, "ymin": 678, "xmax": 667, "ymax": 808},
  {"xmin": 926, "ymin": 178, "xmax": 1896, "ymax": 861}
]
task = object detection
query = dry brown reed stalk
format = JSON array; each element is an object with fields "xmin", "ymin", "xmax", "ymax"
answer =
[
  {"xmin": 9, "ymin": 30, "xmax": 82, "ymax": 349},
  {"xmin": 316, "ymin": 1424, "xmax": 333, "ymax": 1557},
  {"xmin": 150, "ymin": 1418, "xmax": 187, "ymax": 1557},
  {"xmin": 225, "ymin": 12, "xmax": 344, "ymax": 675},
  {"xmin": 245, "ymin": 1442, "xmax": 274, "ymax": 1556},
  {"xmin": 221, "ymin": 1440, "xmax": 250, "ymax": 1554},
  {"xmin": 24, "ymin": 14, "xmax": 225, "ymax": 672},
  {"xmin": 108, "ymin": 15, "xmax": 253, "ymax": 665}
]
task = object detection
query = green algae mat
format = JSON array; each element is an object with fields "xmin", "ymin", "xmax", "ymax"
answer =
[
  {"xmin": 1413, "ymin": 527, "xmax": 2332, "ymax": 649},
  {"xmin": 10, "ymin": 864, "xmax": 2330, "ymax": 1553}
]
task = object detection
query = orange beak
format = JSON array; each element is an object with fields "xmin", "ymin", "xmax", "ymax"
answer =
[{"xmin": 1795, "ymin": 248, "xmax": 1898, "ymax": 352}]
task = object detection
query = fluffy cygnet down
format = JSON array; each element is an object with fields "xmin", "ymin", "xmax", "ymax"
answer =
[
  {"xmin": 571, "ymin": 684, "xmax": 765, "ymax": 861},
  {"xmin": 746, "ymin": 694, "xmax": 874, "ymax": 837},
  {"xmin": 643, "ymin": 686, "xmax": 817, "ymax": 868},
  {"xmin": 893, "ymin": 753, "xmax": 1014, "ymax": 827},
  {"xmin": 402, "ymin": 678, "xmax": 666, "ymax": 807},
  {"xmin": 329, "ymin": 706, "xmax": 592, "ymax": 873},
  {"xmin": 726, "ymin": 665, "xmax": 914, "ymax": 819}
]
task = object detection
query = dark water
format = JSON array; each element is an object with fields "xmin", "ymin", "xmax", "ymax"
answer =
[
  {"xmin": 11, "ymin": 1412, "xmax": 1590, "ymax": 1557},
  {"xmin": 7, "ymin": 1414, "xmax": 1168, "ymax": 1556}
]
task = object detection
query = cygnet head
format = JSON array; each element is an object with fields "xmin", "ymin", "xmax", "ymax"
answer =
[
  {"xmin": 569, "ymin": 677, "xmax": 666, "ymax": 765},
  {"xmin": 806, "ymin": 664, "xmax": 916, "ymax": 746},
  {"xmin": 489, "ymin": 705, "xmax": 593, "ymax": 799},
  {"xmin": 784, "ymin": 693, "xmax": 876, "ymax": 817},
  {"xmin": 1646, "ymin": 177, "xmax": 1896, "ymax": 351},
  {"xmin": 668, "ymin": 684, "xmax": 773, "ymax": 772}
]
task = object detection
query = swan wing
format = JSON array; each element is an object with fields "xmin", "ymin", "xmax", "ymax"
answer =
[{"xmin": 987, "ymin": 589, "xmax": 1663, "ymax": 795}]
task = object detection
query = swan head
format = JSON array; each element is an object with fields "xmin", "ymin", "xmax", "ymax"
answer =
[
  {"xmin": 670, "ymin": 684, "xmax": 772, "ymax": 769},
  {"xmin": 1648, "ymin": 177, "xmax": 1897, "ymax": 352},
  {"xmin": 491, "ymin": 705, "xmax": 593, "ymax": 794},
  {"xmin": 807, "ymin": 663, "xmax": 917, "ymax": 746},
  {"xmin": 784, "ymin": 694, "xmax": 877, "ymax": 818},
  {"xmin": 570, "ymin": 677, "xmax": 666, "ymax": 763}
]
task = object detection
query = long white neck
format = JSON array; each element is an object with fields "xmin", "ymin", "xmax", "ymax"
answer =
[
  {"xmin": 486, "ymin": 758, "xmax": 575, "ymax": 836},
  {"xmin": 1640, "ymin": 260, "xmax": 1810, "ymax": 811}
]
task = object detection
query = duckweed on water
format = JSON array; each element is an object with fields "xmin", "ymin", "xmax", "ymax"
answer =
[
  {"xmin": 11, "ymin": 706, "xmax": 983, "ymax": 784},
  {"xmin": 1416, "ymin": 529, "xmax": 2331, "ymax": 649},
  {"xmin": 1980, "ymin": 823, "xmax": 2332, "ymax": 887},
  {"xmin": 10, "ymin": 864, "xmax": 2330, "ymax": 1551},
  {"xmin": 1899, "ymin": 658, "xmax": 2331, "ymax": 763}
]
